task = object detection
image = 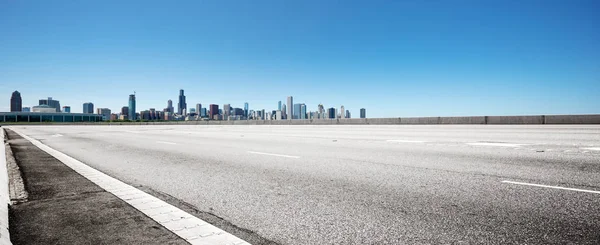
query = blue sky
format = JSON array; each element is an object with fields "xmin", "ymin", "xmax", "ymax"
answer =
[{"xmin": 1, "ymin": 0, "xmax": 598, "ymax": 117}]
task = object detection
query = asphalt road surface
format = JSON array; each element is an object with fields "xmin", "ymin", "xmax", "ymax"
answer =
[{"xmin": 8, "ymin": 125, "xmax": 600, "ymax": 244}]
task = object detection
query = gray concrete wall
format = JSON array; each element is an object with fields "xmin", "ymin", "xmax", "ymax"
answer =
[
  {"xmin": 544, "ymin": 115, "xmax": 600, "ymax": 124},
  {"xmin": 486, "ymin": 116, "xmax": 544, "ymax": 124},
  {"xmin": 2, "ymin": 114, "xmax": 600, "ymax": 125}
]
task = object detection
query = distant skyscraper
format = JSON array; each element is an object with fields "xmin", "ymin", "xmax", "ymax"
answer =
[
  {"xmin": 167, "ymin": 99, "xmax": 174, "ymax": 113},
  {"xmin": 328, "ymin": 108, "xmax": 336, "ymax": 119},
  {"xmin": 278, "ymin": 101, "xmax": 282, "ymax": 111},
  {"xmin": 200, "ymin": 108, "xmax": 207, "ymax": 117},
  {"xmin": 244, "ymin": 102, "xmax": 249, "ymax": 118},
  {"xmin": 196, "ymin": 104, "xmax": 202, "ymax": 116},
  {"xmin": 129, "ymin": 94, "xmax": 136, "ymax": 120},
  {"xmin": 178, "ymin": 89, "xmax": 186, "ymax": 115},
  {"xmin": 318, "ymin": 104, "xmax": 325, "ymax": 119},
  {"xmin": 39, "ymin": 97, "xmax": 61, "ymax": 112},
  {"xmin": 340, "ymin": 105, "xmax": 345, "ymax": 118},
  {"xmin": 224, "ymin": 104, "xmax": 231, "ymax": 118},
  {"xmin": 360, "ymin": 108, "xmax": 366, "ymax": 119},
  {"xmin": 345, "ymin": 110, "xmax": 351, "ymax": 119},
  {"xmin": 300, "ymin": 104, "xmax": 307, "ymax": 119},
  {"xmin": 287, "ymin": 96, "xmax": 293, "ymax": 120},
  {"xmin": 121, "ymin": 106, "xmax": 129, "ymax": 117},
  {"xmin": 209, "ymin": 104, "xmax": 218, "ymax": 120},
  {"xmin": 83, "ymin": 102, "xmax": 94, "ymax": 114},
  {"xmin": 293, "ymin": 103, "xmax": 301, "ymax": 119},
  {"xmin": 10, "ymin": 91, "xmax": 22, "ymax": 112},
  {"xmin": 62, "ymin": 106, "xmax": 71, "ymax": 113}
]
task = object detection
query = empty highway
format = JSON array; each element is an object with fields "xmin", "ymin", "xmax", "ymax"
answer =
[{"xmin": 8, "ymin": 125, "xmax": 600, "ymax": 244}]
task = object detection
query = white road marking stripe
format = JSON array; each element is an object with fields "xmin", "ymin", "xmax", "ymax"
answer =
[
  {"xmin": 386, "ymin": 140, "xmax": 426, "ymax": 143},
  {"xmin": 247, "ymin": 151, "xmax": 300, "ymax": 159},
  {"xmin": 52, "ymin": 134, "xmax": 63, "ymax": 137},
  {"xmin": 156, "ymin": 141, "xmax": 177, "ymax": 145},
  {"xmin": 10, "ymin": 128, "xmax": 251, "ymax": 245},
  {"xmin": 502, "ymin": 180, "xmax": 600, "ymax": 194},
  {"xmin": 467, "ymin": 143, "xmax": 526, "ymax": 147},
  {"xmin": 582, "ymin": 147, "xmax": 600, "ymax": 151}
]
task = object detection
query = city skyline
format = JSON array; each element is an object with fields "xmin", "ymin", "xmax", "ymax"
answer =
[{"xmin": 1, "ymin": 1, "xmax": 598, "ymax": 117}]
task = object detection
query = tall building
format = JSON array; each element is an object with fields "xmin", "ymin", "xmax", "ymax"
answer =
[
  {"xmin": 293, "ymin": 104, "xmax": 301, "ymax": 119},
  {"xmin": 281, "ymin": 104, "xmax": 287, "ymax": 119},
  {"xmin": 128, "ymin": 94, "xmax": 136, "ymax": 120},
  {"xmin": 62, "ymin": 106, "xmax": 71, "ymax": 113},
  {"xmin": 244, "ymin": 102, "xmax": 249, "ymax": 118},
  {"xmin": 167, "ymin": 99, "xmax": 174, "ymax": 113},
  {"xmin": 340, "ymin": 105, "xmax": 345, "ymax": 118},
  {"xmin": 328, "ymin": 108, "xmax": 336, "ymax": 119},
  {"xmin": 224, "ymin": 104, "xmax": 231, "ymax": 118},
  {"xmin": 278, "ymin": 101, "xmax": 282, "ymax": 111},
  {"xmin": 83, "ymin": 102, "xmax": 94, "ymax": 114},
  {"xmin": 121, "ymin": 106, "xmax": 129, "ymax": 117},
  {"xmin": 39, "ymin": 97, "xmax": 61, "ymax": 112},
  {"xmin": 196, "ymin": 104, "xmax": 202, "ymax": 116},
  {"xmin": 200, "ymin": 108, "xmax": 207, "ymax": 118},
  {"xmin": 360, "ymin": 108, "xmax": 366, "ymax": 119},
  {"xmin": 209, "ymin": 104, "xmax": 219, "ymax": 120},
  {"xmin": 345, "ymin": 110, "xmax": 351, "ymax": 119},
  {"xmin": 287, "ymin": 96, "xmax": 293, "ymax": 120},
  {"xmin": 300, "ymin": 104, "xmax": 307, "ymax": 119},
  {"xmin": 178, "ymin": 89, "xmax": 186, "ymax": 115},
  {"xmin": 10, "ymin": 91, "xmax": 22, "ymax": 112},
  {"xmin": 96, "ymin": 108, "xmax": 111, "ymax": 121}
]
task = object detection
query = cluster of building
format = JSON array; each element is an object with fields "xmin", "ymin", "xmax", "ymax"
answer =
[{"xmin": 3, "ymin": 90, "xmax": 366, "ymax": 123}]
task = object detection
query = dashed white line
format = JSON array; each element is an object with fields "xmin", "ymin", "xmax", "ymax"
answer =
[
  {"xmin": 467, "ymin": 142, "xmax": 527, "ymax": 147},
  {"xmin": 52, "ymin": 134, "xmax": 63, "ymax": 137},
  {"xmin": 11, "ymin": 128, "xmax": 251, "ymax": 245},
  {"xmin": 156, "ymin": 141, "xmax": 177, "ymax": 145},
  {"xmin": 502, "ymin": 180, "xmax": 600, "ymax": 194},
  {"xmin": 247, "ymin": 151, "xmax": 300, "ymax": 159},
  {"xmin": 582, "ymin": 147, "xmax": 600, "ymax": 151},
  {"xmin": 386, "ymin": 140, "xmax": 427, "ymax": 143}
]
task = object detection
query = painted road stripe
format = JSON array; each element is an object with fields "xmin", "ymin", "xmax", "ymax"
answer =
[
  {"xmin": 10, "ymin": 128, "xmax": 251, "ymax": 245},
  {"xmin": 582, "ymin": 147, "xmax": 600, "ymax": 151},
  {"xmin": 156, "ymin": 141, "xmax": 177, "ymax": 145},
  {"xmin": 467, "ymin": 143, "xmax": 526, "ymax": 147},
  {"xmin": 247, "ymin": 151, "xmax": 300, "ymax": 159},
  {"xmin": 386, "ymin": 140, "xmax": 426, "ymax": 143},
  {"xmin": 502, "ymin": 180, "xmax": 600, "ymax": 194}
]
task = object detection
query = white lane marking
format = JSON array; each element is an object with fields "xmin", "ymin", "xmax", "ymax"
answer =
[
  {"xmin": 467, "ymin": 143, "xmax": 527, "ymax": 147},
  {"xmin": 52, "ymin": 134, "xmax": 63, "ymax": 137},
  {"xmin": 386, "ymin": 140, "xmax": 426, "ymax": 143},
  {"xmin": 582, "ymin": 147, "xmax": 600, "ymax": 151},
  {"xmin": 247, "ymin": 151, "xmax": 300, "ymax": 159},
  {"xmin": 156, "ymin": 141, "xmax": 177, "ymax": 145},
  {"xmin": 10, "ymin": 128, "xmax": 251, "ymax": 245},
  {"xmin": 502, "ymin": 180, "xmax": 600, "ymax": 194}
]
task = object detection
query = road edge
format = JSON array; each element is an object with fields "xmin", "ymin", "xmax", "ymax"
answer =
[{"xmin": 0, "ymin": 128, "xmax": 13, "ymax": 245}]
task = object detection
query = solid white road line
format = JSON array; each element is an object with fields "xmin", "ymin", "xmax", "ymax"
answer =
[
  {"xmin": 502, "ymin": 180, "xmax": 600, "ymax": 194},
  {"xmin": 467, "ymin": 142, "xmax": 526, "ymax": 147},
  {"xmin": 156, "ymin": 141, "xmax": 177, "ymax": 145},
  {"xmin": 582, "ymin": 147, "xmax": 600, "ymax": 151},
  {"xmin": 247, "ymin": 151, "xmax": 300, "ymax": 159},
  {"xmin": 10, "ymin": 128, "xmax": 251, "ymax": 245},
  {"xmin": 386, "ymin": 140, "xmax": 426, "ymax": 143}
]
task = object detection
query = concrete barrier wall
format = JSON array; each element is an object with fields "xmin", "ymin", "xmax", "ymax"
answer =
[
  {"xmin": 544, "ymin": 115, "xmax": 600, "ymax": 124},
  {"xmin": 400, "ymin": 117, "xmax": 440, "ymax": 124},
  {"xmin": 2, "ymin": 114, "xmax": 600, "ymax": 125},
  {"xmin": 486, "ymin": 116, "xmax": 544, "ymax": 124},
  {"xmin": 438, "ymin": 116, "xmax": 486, "ymax": 124},
  {"xmin": 0, "ymin": 129, "xmax": 13, "ymax": 245}
]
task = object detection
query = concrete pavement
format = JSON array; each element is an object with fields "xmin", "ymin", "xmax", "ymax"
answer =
[{"xmin": 6, "ymin": 125, "xmax": 600, "ymax": 244}]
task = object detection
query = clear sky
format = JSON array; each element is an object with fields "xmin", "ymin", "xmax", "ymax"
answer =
[{"xmin": 1, "ymin": 0, "xmax": 598, "ymax": 117}]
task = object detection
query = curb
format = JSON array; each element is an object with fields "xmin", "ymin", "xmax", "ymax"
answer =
[{"xmin": 0, "ymin": 128, "xmax": 13, "ymax": 245}]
